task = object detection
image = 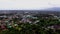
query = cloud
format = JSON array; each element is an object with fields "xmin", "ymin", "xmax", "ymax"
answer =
[
  {"xmin": 49, "ymin": 0, "xmax": 60, "ymax": 7},
  {"xmin": 0, "ymin": 0, "xmax": 60, "ymax": 10}
]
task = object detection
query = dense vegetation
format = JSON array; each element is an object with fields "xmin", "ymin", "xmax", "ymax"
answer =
[{"xmin": 0, "ymin": 15, "xmax": 60, "ymax": 34}]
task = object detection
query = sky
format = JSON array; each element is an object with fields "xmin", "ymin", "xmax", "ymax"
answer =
[{"xmin": 0, "ymin": 0, "xmax": 60, "ymax": 10}]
